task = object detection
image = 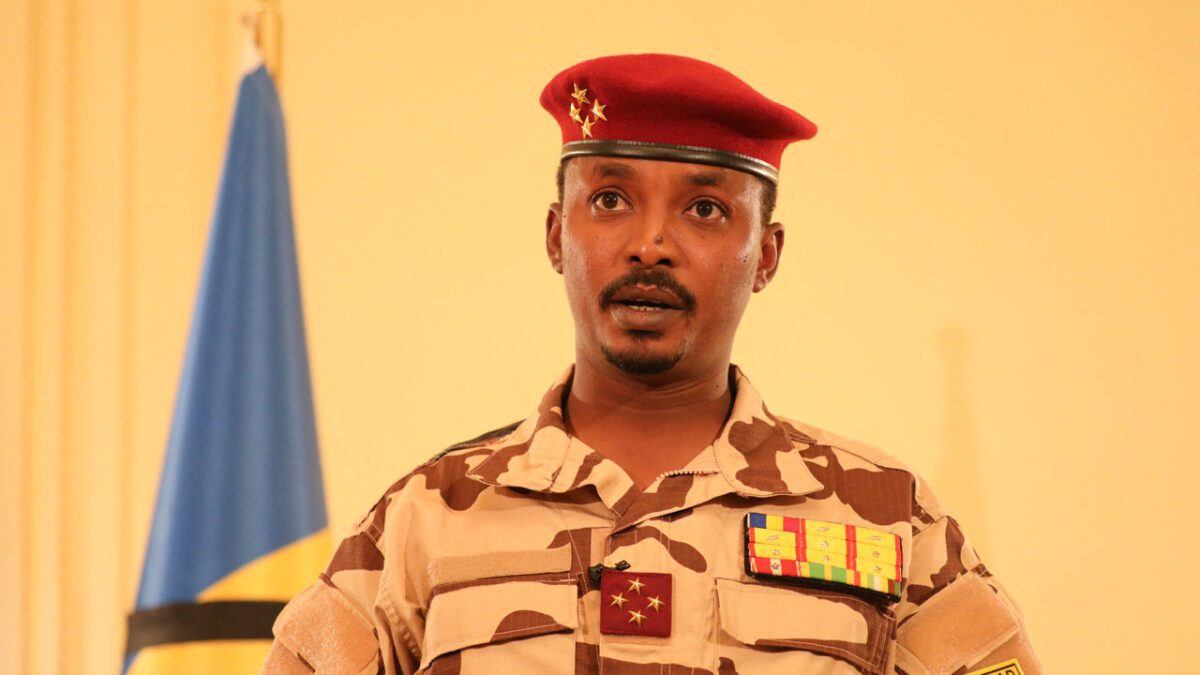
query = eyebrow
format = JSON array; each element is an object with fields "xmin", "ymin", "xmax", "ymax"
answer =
[
  {"xmin": 685, "ymin": 171, "xmax": 726, "ymax": 188},
  {"xmin": 593, "ymin": 162, "xmax": 635, "ymax": 179}
]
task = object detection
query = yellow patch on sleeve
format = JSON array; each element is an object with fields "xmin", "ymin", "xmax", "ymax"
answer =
[{"xmin": 966, "ymin": 659, "xmax": 1025, "ymax": 675}]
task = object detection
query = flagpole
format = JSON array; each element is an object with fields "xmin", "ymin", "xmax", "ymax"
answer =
[{"xmin": 246, "ymin": 0, "xmax": 282, "ymax": 82}]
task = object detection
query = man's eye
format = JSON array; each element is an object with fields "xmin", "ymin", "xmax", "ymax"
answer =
[
  {"xmin": 686, "ymin": 199, "xmax": 726, "ymax": 220},
  {"xmin": 593, "ymin": 191, "xmax": 630, "ymax": 211}
]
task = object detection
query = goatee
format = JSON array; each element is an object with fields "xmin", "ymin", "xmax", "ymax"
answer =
[{"xmin": 601, "ymin": 340, "xmax": 685, "ymax": 375}]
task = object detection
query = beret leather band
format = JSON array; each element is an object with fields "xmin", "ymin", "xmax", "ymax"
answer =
[{"xmin": 561, "ymin": 139, "xmax": 780, "ymax": 184}]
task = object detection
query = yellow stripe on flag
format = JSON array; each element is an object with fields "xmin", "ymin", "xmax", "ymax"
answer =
[
  {"xmin": 199, "ymin": 529, "xmax": 330, "ymax": 601},
  {"xmin": 126, "ymin": 640, "xmax": 272, "ymax": 675}
]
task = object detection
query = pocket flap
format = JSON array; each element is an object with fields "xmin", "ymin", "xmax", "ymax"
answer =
[
  {"xmin": 427, "ymin": 545, "xmax": 572, "ymax": 588},
  {"xmin": 420, "ymin": 573, "xmax": 578, "ymax": 670},
  {"xmin": 716, "ymin": 578, "xmax": 894, "ymax": 674}
]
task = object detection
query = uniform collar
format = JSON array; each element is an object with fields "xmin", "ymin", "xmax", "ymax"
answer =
[{"xmin": 466, "ymin": 364, "xmax": 823, "ymax": 504}]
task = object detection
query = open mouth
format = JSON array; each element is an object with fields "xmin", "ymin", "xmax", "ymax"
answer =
[
  {"xmin": 605, "ymin": 284, "xmax": 687, "ymax": 331},
  {"xmin": 608, "ymin": 285, "xmax": 685, "ymax": 312},
  {"xmin": 616, "ymin": 299, "xmax": 677, "ymax": 312}
]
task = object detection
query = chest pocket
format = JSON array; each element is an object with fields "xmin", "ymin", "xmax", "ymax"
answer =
[
  {"xmin": 715, "ymin": 578, "xmax": 896, "ymax": 674},
  {"xmin": 419, "ymin": 547, "xmax": 579, "ymax": 674}
]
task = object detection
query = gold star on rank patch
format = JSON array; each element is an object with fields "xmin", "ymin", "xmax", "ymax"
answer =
[
  {"xmin": 590, "ymin": 100, "xmax": 607, "ymax": 121},
  {"xmin": 628, "ymin": 609, "xmax": 646, "ymax": 626},
  {"xmin": 646, "ymin": 596, "xmax": 665, "ymax": 612},
  {"xmin": 609, "ymin": 593, "xmax": 627, "ymax": 608},
  {"xmin": 580, "ymin": 116, "xmax": 596, "ymax": 138},
  {"xmin": 569, "ymin": 103, "xmax": 583, "ymax": 124},
  {"xmin": 627, "ymin": 577, "xmax": 645, "ymax": 594},
  {"xmin": 571, "ymin": 83, "xmax": 590, "ymax": 105}
]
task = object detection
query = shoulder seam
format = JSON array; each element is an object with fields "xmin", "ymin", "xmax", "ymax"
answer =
[
  {"xmin": 357, "ymin": 419, "xmax": 525, "ymax": 540},
  {"xmin": 780, "ymin": 415, "xmax": 914, "ymax": 474},
  {"xmin": 427, "ymin": 419, "xmax": 523, "ymax": 464},
  {"xmin": 825, "ymin": 440, "xmax": 915, "ymax": 475}
]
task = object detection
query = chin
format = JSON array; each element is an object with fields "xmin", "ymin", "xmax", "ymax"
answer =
[{"xmin": 600, "ymin": 339, "xmax": 685, "ymax": 376}]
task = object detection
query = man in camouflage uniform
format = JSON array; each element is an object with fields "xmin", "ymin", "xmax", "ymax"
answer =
[{"xmin": 263, "ymin": 54, "xmax": 1042, "ymax": 675}]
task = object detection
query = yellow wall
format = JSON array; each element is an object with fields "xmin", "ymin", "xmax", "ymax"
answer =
[{"xmin": 3, "ymin": 1, "xmax": 1198, "ymax": 672}]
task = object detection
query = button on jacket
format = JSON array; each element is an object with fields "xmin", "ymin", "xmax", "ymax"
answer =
[{"xmin": 263, "ymin": 366, "xmax": 1042, "ymax": 674}]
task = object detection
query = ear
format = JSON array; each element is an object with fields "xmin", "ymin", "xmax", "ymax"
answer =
[
  {"xmin": 753, "ymin": 221, "xmax": 784, "ymax": 292},
  {"xmin": 546, "ymin": 203, "xmax": 565, "ymax": 274}
]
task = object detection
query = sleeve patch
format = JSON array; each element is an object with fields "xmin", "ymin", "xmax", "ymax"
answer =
[
  {"xmin": 273, "ymin": 583, "xmax": 379, "ymax": 675},
  {"xmin": 966, "ymin": 659, "xmax": 1025, "ymax": 675},
  {"xmin": 896, "ymin": 572, "xmax": 1019, "ymax": 673}
]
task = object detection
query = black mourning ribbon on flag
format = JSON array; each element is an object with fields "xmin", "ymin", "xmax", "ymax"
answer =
[{"xmin": 125, "ymin": 600, "xmax": 286, "ymax": 655}]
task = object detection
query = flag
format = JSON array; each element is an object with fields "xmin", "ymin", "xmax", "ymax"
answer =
[{"xmin": 124, "ymin": 56, "xmax": 329, "ymax": 674}]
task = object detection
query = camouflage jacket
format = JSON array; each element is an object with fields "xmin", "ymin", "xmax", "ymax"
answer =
[{"xmin": 263, "ymin": 366, "xmax": 1041, "ymax": 675}]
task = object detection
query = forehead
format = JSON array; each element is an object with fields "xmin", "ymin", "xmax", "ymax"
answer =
[{"xmin": 564, "ymin": 155, "xmax": 760, "ymax": 195}]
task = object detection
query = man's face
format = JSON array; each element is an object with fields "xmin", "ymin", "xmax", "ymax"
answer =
[{"xmin": 546, "ymin": 156, "xmax": 784, "ymax": 380}]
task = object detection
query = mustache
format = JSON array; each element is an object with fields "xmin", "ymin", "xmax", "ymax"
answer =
[{"xmin": 599, "ymin": 267, "xmax": 697, "ymax": 313}]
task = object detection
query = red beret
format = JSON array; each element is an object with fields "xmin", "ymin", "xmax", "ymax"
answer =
[{"xmin": 540, "ymin": 53, "xmax": 816, "ymax": 184}]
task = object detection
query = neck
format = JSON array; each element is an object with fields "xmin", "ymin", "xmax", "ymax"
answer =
[{"xmin": 564, "ymin": 352, "xmax": 734, "ymax": 488}]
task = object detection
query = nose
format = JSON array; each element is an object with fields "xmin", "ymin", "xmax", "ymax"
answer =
[{"xmin": 626, "ymin": 214, "xmax": 674, "ymax": 268}]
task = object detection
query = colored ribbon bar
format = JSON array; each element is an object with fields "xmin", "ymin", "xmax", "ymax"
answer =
[{"xmin": 745, "ymin": 513, "xmax": 905, "ymax": 601}]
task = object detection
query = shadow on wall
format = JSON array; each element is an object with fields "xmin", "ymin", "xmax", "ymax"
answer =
[{"xmin": 935, "ymin": 325, "xmax": 990, "ymax": 558}]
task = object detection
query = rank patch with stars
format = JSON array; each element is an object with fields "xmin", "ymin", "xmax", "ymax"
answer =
[
  {"xmin": 599, "ymin": 570, "xmax": 671, "ymax": 637},
  {"xmin": 744, "ymin": 513, "xmax": 905, "ymax": 602},
  {"xmin": 569, "ymin": 83, "xmax": 607, "ymax": 139}
]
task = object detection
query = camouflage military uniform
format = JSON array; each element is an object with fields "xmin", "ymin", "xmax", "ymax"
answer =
[{"xmin": 263, "ymin": 366, "xmax": 1041, "ymax": 674}]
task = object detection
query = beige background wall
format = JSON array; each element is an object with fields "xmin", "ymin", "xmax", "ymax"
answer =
[{"xmin": 3, "ymin": 1, "xmax": 1198, "ymax": 672}]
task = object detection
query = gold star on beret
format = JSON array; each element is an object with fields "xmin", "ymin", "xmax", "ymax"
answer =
[
  {"xmin": 567, "ymin": 82, "xmax": 606, "ymax": 140},
  {"xmin": 571, "ymin": 83, "xmax": 590, "ymax": 106}
]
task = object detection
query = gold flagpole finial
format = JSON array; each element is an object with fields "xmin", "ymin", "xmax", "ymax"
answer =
[{"xmin": 244, "ymin": 0, "xmax": 283, "ymax": 81}]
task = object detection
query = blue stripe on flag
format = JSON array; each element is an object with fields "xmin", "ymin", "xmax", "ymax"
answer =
[{"xmin": 133, "ymin": 64, "xmax": 327, "ymax": 613}]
